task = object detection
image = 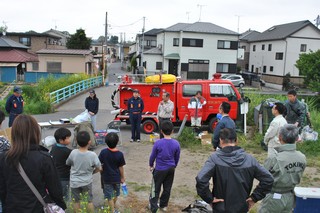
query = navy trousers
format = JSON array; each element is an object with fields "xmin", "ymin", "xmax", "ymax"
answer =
[{"xmin": 129, "ymin": 113, "xmax": 141, "ymax": 140}]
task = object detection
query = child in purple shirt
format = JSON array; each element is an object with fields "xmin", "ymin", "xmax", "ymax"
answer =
[{"xmin": 149, "ymin": 120, "xmax": 180, "ymax": 213}]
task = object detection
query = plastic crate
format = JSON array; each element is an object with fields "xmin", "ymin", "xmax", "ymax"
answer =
[
  {"xmin": 95, "ymin": 130, "xmax": 107, "ymax": 145},
  {"xmin": 294, "ymin": 187, "xmax": 320, "ymax": 213}
]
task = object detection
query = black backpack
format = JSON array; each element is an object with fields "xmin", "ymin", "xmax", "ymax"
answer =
[{"xmin": 182, "ymin": 200, "xmax": 211, "ymax": 213}]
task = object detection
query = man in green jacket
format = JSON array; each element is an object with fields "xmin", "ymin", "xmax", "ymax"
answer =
[{"xmin": 259, "ymin": 124, "xmax": 306, "ymax": 213}]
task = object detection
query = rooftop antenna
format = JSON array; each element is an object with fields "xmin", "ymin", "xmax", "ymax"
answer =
[
  {"xmin": 186, "ymin": 11, "xmax": 191, "ymax": 23},
  {"xmin": 235, "ymin": 15, "xmax": 241, "ymax": 33},
  {"xmin": 315, "ymin": 15, "xmax": 320, "ymax": 28},
  {"xmin": 197, "ymin": 4, "xmax": 206, "ymax": 22},
  {"xmin": 52, "ymin": 19, "xmax": 58, "ymax": 30}
]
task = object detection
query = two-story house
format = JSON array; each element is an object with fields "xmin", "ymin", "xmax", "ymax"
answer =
[
  {"xmin": 135, "ymin": 28, "xmax": 163, "ymax": 66},
  {"xmin": 143, "ymin": 22, "xmax": 239, "ymax": 79},
  {"xmin": 238, "ymin": 30, "xmax": 261, "ymax": 72},
  {"xmin": 247, "ymin": 20, "xmax": 320, "ymax": 89},
  {"xmin": 3, "ymin": 31, "xmax": 65, "ymax": 53},
  {"xmin": 45, "ymin": 29, "xmax": 70, "ymax": 47}
]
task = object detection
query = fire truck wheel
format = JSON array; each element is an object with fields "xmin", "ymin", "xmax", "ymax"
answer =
[
  {"xmin": 141, "ymin": 120, "xmax": 157, "ymax": 134},
  {"xmin": 208, "ymin": 117, "xmax": 218, "ymax": 133}
]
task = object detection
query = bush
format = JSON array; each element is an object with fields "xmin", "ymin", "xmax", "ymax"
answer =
[{"xmin": 176, "ymin": 127, "xmax": 202, "ymax": 149}]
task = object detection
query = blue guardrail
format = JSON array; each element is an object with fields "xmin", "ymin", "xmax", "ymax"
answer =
[{"xmin": 49, "ymin": 76, "xmax": 103, "ymax": 104}]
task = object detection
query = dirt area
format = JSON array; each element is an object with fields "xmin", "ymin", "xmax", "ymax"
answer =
[
  {"xmin": 108, "ymin": 136, "xmax": 320, "ymax": 213},
  {"xmin": 100, "ymin": 140, "xmax": 211, "ymax": 213}
]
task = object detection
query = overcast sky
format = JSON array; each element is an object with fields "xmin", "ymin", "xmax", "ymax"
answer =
[{"xmin": 2, "ymin": 0, "xmax": 319, "ymax": 40}]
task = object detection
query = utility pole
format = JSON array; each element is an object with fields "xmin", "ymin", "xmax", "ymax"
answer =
[
  {"xmin": 141, "ymin": 16, "xmax": 146, "ymax": 68},
  {"xmin": 197, "ymin": 4, "xmax": 206, "ymax": 22},
  {"xmin": 104, "ymin": 12, "xmax": 108, "ymax": 85}
]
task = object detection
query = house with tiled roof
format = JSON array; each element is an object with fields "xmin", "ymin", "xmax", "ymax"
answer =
[
  {"xmin": 246, "ymin": 20, "xmax": 320, "ymax": 89},
  {"xmin": 36, "ymin": 49, "xmax": 94, "ymax": 74},
  {"xmin": 3, "ymin": 31, "xmax": 66, "ymax": 54},
  {"xmin": 142, "ymin": 22, "xmax": 239, "ymax": 79},
  {"xmin": 0, "ymin": 36, "xmax": 38, "ymax": 82}
]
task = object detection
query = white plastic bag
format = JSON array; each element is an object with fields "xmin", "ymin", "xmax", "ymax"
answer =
[
  {"xmin": 301, "ymin": 125, "xmax": 318, "ymax": 141},
  {"xmin": 42, "ymin": 136, "xmax": 56, "ymax": 148},
  {"xmin": 72, "ymin": 110, "xmax": 91, "ymax": 124}
]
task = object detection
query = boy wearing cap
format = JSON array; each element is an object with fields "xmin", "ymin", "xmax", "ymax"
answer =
[
  {"xmin": 5, "ymin": 86, "xmax": 24, "ymax": 127},
  {"xmin": 128, "ymin": 89, "xmax": 144, "ymax": 142},
  {"xmin": 85, "ymin": 89, "xmax": 99, "ymax": 131}
]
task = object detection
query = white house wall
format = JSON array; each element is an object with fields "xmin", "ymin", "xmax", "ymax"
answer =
[
  {"xmin": 154, "ymin": 31, "xmax": 238, "ymax": 78},
  {"xmin": 249, "ymin": 40, "xmax": 286, "ymax": 76},
  {"xmin": 144, "ymin": 54, "xmax": 163, "ymax": 74}
]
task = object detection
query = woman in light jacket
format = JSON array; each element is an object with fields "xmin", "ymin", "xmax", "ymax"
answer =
[{"xmin": 264, "ymin": 102, "xmax": 287, "ymax": 157}]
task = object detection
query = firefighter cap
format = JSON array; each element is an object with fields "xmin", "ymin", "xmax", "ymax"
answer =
[
  {"xmin": 132, "ymin": 89, "xmax": 140, "ymax": 93},
  {"xmin": 14, "ymin": 86, "xmax": 22, "ymax": 94}
]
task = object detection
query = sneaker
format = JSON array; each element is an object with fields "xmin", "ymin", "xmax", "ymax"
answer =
[
  {"xmin": 130, "ymin": 139, "xmax": 134, "ymax": 143},
  {"xmin": 137, "ymin": 139, "xmax": 141, "ymax": 142},
  {"xmin": 114, "ymin": 210, "xmax": 120, "ymax": 213},
  {"xmin": 159, "ymin": 207, "xmax": 167, "ymax": 212}
]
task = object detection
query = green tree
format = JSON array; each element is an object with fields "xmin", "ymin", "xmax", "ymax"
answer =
[
  {"xmin": 296, "ymin": 50, "xmax": 320, "ymax": 92},
  {"xmin": 108, "ymin": 35, "xmax": 119, "ymax": 44},
  {"xmin": 66, "ymin": 29, "xmax": 92, "ymax": 49}
]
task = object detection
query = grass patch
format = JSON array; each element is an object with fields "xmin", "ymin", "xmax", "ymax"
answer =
[
  {"xmin": 127, "ymin": 182, "xmax": 150, "ymax": 193},
  {"xmin": 0, "ymin": 74, "xmax": 90, "ymax": 115}
]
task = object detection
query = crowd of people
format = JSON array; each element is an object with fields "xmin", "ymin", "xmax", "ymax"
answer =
[{"xmin": 0, "ymin": 87, "xmax": 311, "ymax": 213}]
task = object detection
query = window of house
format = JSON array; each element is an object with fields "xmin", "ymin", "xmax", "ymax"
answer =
[
  {"xmin": 150, "ymin": 40, "xmax": 157, "ymax": 47},
  {"xmin": 94, "ymin": 47, "xmax": 98, "ymax": 52},
  {"xmin": 270, "ymin": 66, "xmax": 274, "ymax": 72},
  {"xmin": 251, "ymin": 65, "xmax": 254, "ymax": 72},
  {"xmin": 19, "ymin": 37, "xmax": 31, "ymax": 46},
  {"xmin": 32, "ymin": 62, "xmax": 39, "ymax": 71},
  {"xmin": 182, "ymin": 38, "xmax": 203, "ymax": 47},
  {"xmin": 253, "ymin": 45, "xmax": 256, "ymax": 51},
  {"xmin": 187, "ymin": 60, "xmax": 209, "ymax": 79},
  {"xmin": 262, "ymin": 44, "xmax": 265, "ymax": 50},
  {"xmin": 268, "ymin": 44, "xmax": 272, "ymax": 51},
  {"xmin": 300, "ymin": 44, "xmax": 307, "ymax": 52},
  {"xmin": 182, "ymin": 84, "xmax": 202, "ymax": 97},
  {"xmin": 241, "ymin": 45, "xmax": 246, "ymax": 51},
  {"xmin": 275, "ymin": 52, "xmax": 284, "ymax": 60},
  {"xmin": 263, "ymin": 66, "xmax": 267, "ymax": 73},
  {"xmin": 217, "ymin": 40, "xmax": 238, "ymax": 49},
  {"xmin": 173, "ymin": 38, "xmax": 179, "ymax": 46},
  {"xmin": 217, "ymin": 63, "xmax": 229, "ymax": 73},
  {"xmin": 47, "ymin": 62, "xmax": 62, "ymax": 72},
  {"xmin": 156, "ymin": 62, "xmax": 162, "ymax": 70},
  {"xmin": 146, "ymin": 40, "xmax": 151, "ymax": 46},
  {"xmin": 216, "ymin": 63, "xmax": 237, "ymax": 73}
]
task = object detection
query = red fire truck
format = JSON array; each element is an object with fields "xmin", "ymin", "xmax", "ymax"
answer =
[{"xmin": 111, "ymin": 74, "xmax": 244, "ymax": 133}]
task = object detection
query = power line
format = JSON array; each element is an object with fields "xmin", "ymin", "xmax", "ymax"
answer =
[{"xmin": 109, "ymin": 18, "xmax": 143, "ymax": 28}]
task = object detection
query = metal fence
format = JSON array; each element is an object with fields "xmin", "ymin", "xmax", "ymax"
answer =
[{"xmin": 49, "ymin": 76, "xmax": 103, "ymax": 104}]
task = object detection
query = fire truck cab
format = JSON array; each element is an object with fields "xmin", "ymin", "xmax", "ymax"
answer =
[{"xmin": 112, "ymin": 74, "xmax": 243, "ymax": 133}]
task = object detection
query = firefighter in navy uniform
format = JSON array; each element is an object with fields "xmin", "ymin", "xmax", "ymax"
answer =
[
  {"xmin": 128, "ymin": 89, "xmax": 144, "ymax": 142},
  {"xmin": 5, "ymin": 86, "xmax": 24, "ymax": 127}
]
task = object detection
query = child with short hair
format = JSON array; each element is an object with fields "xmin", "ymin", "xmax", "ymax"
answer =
[
  {"xmin": 50, "ymin": 127, "xmax": 72, "ymax": 200},
  {"xmin": 66, "ymin": 131, "xmax": 102, "ymax": 212},
  {"xmin": 149, "ymin": 121, "xmax": 181, "ymax": 213},
  {"xmin": 99, "ymin": 132, "xmax": 126, "ymax": 213}
]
